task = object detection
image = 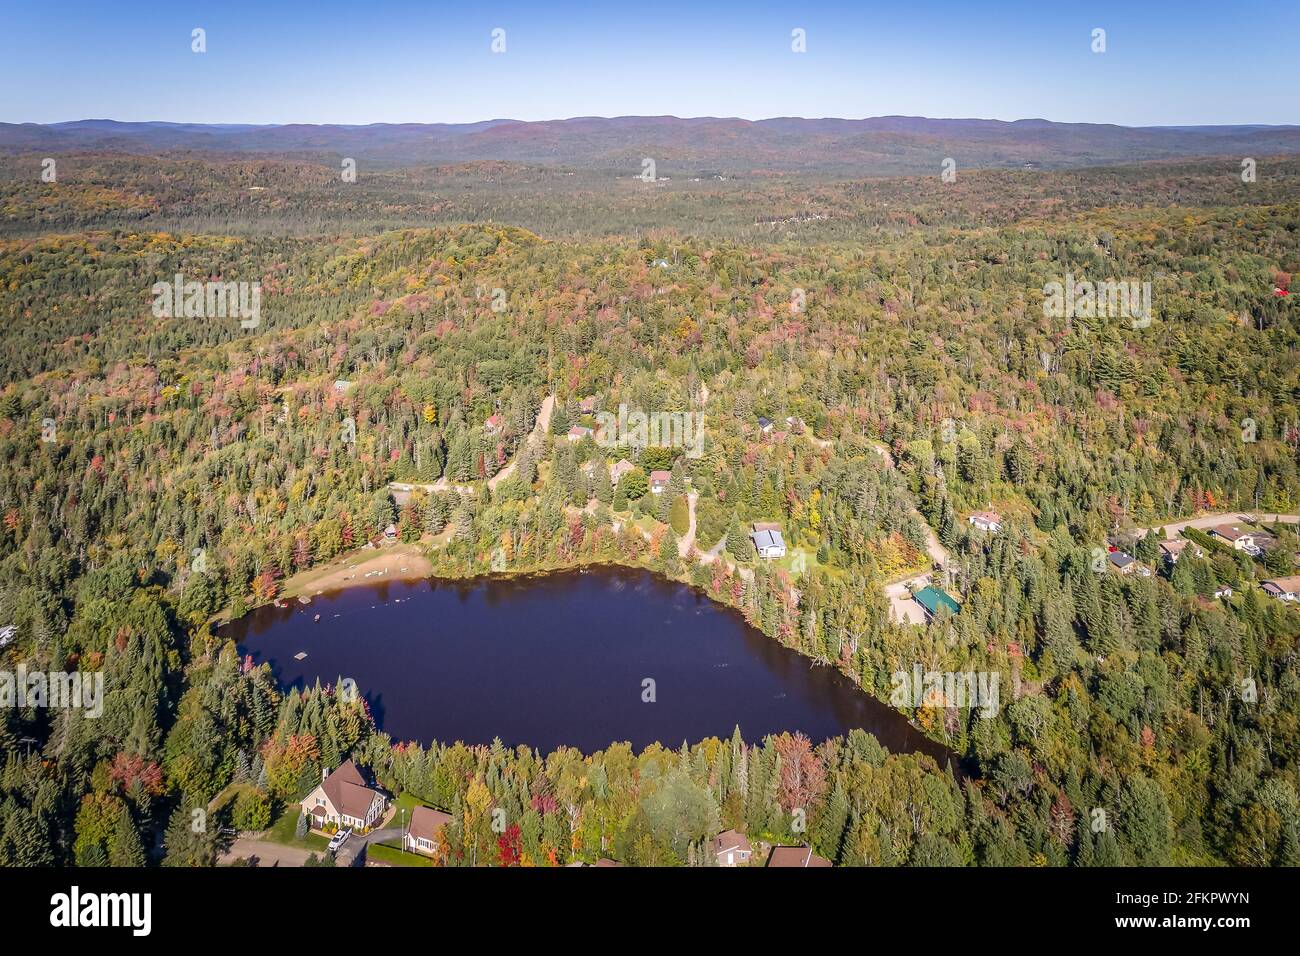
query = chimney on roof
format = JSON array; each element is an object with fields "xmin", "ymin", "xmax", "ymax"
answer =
[{"xmin": 322, "ymin": 766, "xmax": 330, "ymax": 782}]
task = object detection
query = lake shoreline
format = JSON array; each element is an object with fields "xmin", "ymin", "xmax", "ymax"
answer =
[
  {"xmin": 222, "ymin": 564, "xmax": 967, "ymax": 775},
  {"xmin": 216, "ymin": 543, "xmax": 971, "ymax": 777}
]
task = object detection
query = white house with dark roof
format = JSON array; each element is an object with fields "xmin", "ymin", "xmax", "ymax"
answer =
[
  {"xmin": 1209, "ymin": 524, "xmax": 1258, "ymax": 552},
  {"xmin": 403, "ymin": 805, "xmax": 453, "ymax": 856},
  {"xmin": 1262, "ymin": 576, "xmax": 1300, "ymax": 602},
  {"xmin": 300, "ymin": 759, "xmax": 387, "ymax": 832},
  {"xmin": 711, "ymin": 829, "xmax": 753, "ymax": 867}
]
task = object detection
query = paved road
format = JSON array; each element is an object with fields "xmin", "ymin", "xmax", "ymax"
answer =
[{"xmin": 335, "ymin": 826, "xmax": 403, "ymax": 867}]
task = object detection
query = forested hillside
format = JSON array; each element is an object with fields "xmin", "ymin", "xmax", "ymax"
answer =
[{"xmin": 0, "ymin": 153, "xmax": 1297, "ymax": 867}]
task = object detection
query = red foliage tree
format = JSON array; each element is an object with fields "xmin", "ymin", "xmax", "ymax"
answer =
[
  {"xmin": 109, "ymin": 752, "xmax": 165, "ymax": 795},
  {"xmin": 497, "ymin": 823, "xmax": 523, "ymax": 866}
]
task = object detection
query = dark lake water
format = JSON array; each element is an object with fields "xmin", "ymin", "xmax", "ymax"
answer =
[{"xmin": 223, "ymin": 566, "xmax": 957, "ymax": 767}]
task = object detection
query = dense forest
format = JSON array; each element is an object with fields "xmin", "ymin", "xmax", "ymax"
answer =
[{"xmin": 0, "ymin": 151, "xmax": 1297, "ymax": 866}]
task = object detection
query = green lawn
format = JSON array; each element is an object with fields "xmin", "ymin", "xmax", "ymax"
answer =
[
  {"xmin": 391, "ymin": 790, "xmax": 435, "ymax": 822},
  {"xmin": 266, "ymin": 806, "xmax": 330, "ymax": 851},
  {"xmin": 367, "ymin": 841, "xmax": 436, "ymax": 867},
  {"xmin": 770, "ymin": 544, "xmax": 840, "ymax": 578}
]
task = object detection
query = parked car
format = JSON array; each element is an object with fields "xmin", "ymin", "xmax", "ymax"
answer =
[{"xmin": 328, "ymin": 828, "xmax": 352, "ymax": 854}]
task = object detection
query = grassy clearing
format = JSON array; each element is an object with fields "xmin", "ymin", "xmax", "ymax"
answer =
[
  {"xmin": 266, "ymin": 806, "xmax": 330, "ymax": 851},
  {"xmin": 368, "ymin": 841, "xmax": 436, "ymax": 867}
]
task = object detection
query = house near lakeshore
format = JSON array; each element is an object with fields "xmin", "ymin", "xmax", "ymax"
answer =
[
  {"xmin": 649, "ymin": 470, "xmax": 672, "ymax": 494},
  {"xmin": 968, "ymin": 511, "xmax": 1003, "ymax": 533},
  {"xmin": 711, "ymin": 830, "xmax": 753, "ymax": 867},
  {"xmin": 1209, "ymin": 524, "xmax": 1258, "ymax": 553},
  {"xmin": 610, "ymin": 459, "xmax": 635, "ymax": 484},
  {"xmin": 403, "ymin": 805, "xmax": 453, "ymax": 856},
  {"xmin": 766, "ymin": 845, "xmax": 832, "ymax": 868},
  {"xmin": 567, "ymin": 425, "xmax": 594, "ymax": 441},
  {"xmin": 301, "ymin": 760, "xmax": 387, "ymax": 832},
  {"xmin": 750, "ymin": 523, "xmax": 787, "ymax": 559},
  {"xmin": 912, "ymin": 585, "xmax": 960, "ymax": 621},
  {"xmin": 579, "ymin": 396, "xmax": 597, "ymax": 414},
  {"xmin": 1261, "ymin": 576, "xmax": 1300, "ymax": 602}
]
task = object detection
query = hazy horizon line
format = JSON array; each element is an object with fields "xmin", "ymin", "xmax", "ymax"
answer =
[{"xmin": 9, "ymin": 115, "xmax": 1300, "ymax": 131}]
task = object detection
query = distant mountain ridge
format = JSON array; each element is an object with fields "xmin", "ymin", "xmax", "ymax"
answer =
[{"xmin": 4, "ymin": 115, "xmax": 1299, "ymax": 175}]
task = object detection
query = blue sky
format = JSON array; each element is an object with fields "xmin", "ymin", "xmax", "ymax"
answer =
[{"xmin": 2, "ymin": 0, "xmax": 1296, "ymax": 126}]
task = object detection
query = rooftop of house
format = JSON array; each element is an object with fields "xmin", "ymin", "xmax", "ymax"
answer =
[
  {"xmin": 915, "ymin": 587, "xmax": 967, "ymax": 616},
  {"xmin": 711, "ymin": 829, "xmax": 753, "ymax": 856},
  {"xmin": 1211, "ymin": 524, "xmax": 1250, "ymax": 541},
  {"xmin": 971, "ymin": 510, "xmax": 1002, "ymax": 523},
  {"xmin": 751, "ymin": 529, "xmax": 785, "ymax": 550},
  {"xmin": 320, "ymin": 760, "xmax": 381, "ymax": 819},
  {"xmin": 766, "ymin": 845, "xmax": 832, "ymax": 868},
  {"xmin": 1263, "ymin": 575, "xmax": 1300, "ymax": 592},
  {"xmin": 1109, "ymin": 551, "xmax": 1135, "ymax": 568},
  {"xmin": 649, "ymin": 470, "xmax": 672, "ymax": 483},
  {"xmin": 407, "ymin": 805, "xmax": 453, "ymax": 844},
  {"xmin": 913, "ymin": 585, "xmax": 960, "ymax": 616}
]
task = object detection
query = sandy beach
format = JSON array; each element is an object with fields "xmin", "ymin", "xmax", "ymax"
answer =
[{"xmin": 274, "ymin": 541, "xmax": 433, "ymax": 603}]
